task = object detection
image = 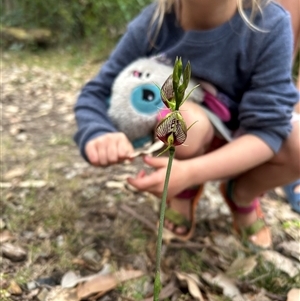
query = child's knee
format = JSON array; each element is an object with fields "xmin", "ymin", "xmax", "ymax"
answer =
[
  {"xmin": 274, "ymin": 121, "xmax": 300, "ymax": 176},
  {"xmin": 175, "ymin": 101, "xmax": 214, "ymax": 158}
]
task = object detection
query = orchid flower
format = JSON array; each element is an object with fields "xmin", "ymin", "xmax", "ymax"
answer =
[{"xmin": 153, "ymin": 57, "xmax": 198, "ymax": 300}]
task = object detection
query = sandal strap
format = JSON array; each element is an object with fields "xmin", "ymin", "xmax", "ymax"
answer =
[
  {"xmin": 241, "ymin": 219, "xmax": 266, "ymax": 237},
  {"xmin": 227, "ymin": 180, "xmax": 259, "ymax": 214},
  {"xmin": 165, "ymin": 207, "xmax": 191, "ymax": 227}
]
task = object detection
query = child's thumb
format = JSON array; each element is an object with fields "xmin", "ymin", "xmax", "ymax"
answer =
[{"xmin": 143, "ymin": 155, "xmax": 168, "ymax": 168}]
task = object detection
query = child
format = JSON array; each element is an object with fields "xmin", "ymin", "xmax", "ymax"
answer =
[
  {"xmin": 74, "ymin": 0, "xmax": 300, "ymax": 248},
  {"xmin": 280, "ymin": 0, "xmax": 300, "ymax": 213}
]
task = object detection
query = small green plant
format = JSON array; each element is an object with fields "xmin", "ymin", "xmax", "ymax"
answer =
[
  {"xmin": 153, "ymin": 57, "xmax": 197, "ymax": 300},
  {"xmin": 243, "ymin": 256, "xmax": 300, "ymax": 295},
  {"xmin": 179, "ymin": 250, "xmax": 203, "ymax": 274},
  {"xmin": 282, "ymin": 220, "xmax": 300, "ymax": 229}
]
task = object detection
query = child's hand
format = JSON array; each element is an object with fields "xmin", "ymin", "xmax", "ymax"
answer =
[
  {"xmin": 127, "ymin": 156, "xmax": 191, "ymax": 198},
  {"xmin": 85, "ymin": 132, "xmax": 134, "ymax": 166}
]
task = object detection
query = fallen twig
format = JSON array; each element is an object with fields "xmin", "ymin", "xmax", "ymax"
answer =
[
  {"xmin": 120, "ymin": 204, "xmax": 157, "ymax": 232},
  {"xmin": 168, "ymin": 241, "xmax": 205, "ymax": 250}
]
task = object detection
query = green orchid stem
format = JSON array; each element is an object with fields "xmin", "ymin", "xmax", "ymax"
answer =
[{"xmin": 153, "ymin": 146, "xmax": 175, "ymax": 301}]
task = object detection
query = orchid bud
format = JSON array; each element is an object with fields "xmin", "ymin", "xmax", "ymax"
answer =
[
  {"xmin": 183, "ymin": 61, "xmax": 191, "ymax": 89},
  {"xmin": 177, "ymin": 61, "xmax": 191, "ymax": 108},
  {"xmin": 172, "ymin": 57, "xmax": 182, "ymax": 91},
  {"xmin": 156, "ymin": 111, "xmax": 187, "ymax": 147},
  {"xmin": 160, "ymin": 57, "xmax": 193, "ymax": 111}
]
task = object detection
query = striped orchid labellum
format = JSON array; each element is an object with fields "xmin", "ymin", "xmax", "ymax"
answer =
[
  {"xmin": 156, "ymin": 111, "xmax": 187, "ymax": 147},
  {"xmin": 160, "ymin": 74, "xmax": 175, "ymax": 110}
]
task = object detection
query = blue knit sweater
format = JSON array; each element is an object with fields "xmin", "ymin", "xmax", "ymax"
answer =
[{"xmin": 74, "ymin": 2, "xmax": 298, "ymax": 160}]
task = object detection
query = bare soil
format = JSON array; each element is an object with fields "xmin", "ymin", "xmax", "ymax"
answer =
[{"xmin": 1, "ymin": 49, "xmax": 299, "ymax": 301}]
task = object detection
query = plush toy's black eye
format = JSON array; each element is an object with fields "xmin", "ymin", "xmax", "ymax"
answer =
[
  {"xmin": 142, "ymin": 89, "xmax": 155, "ymax": 101},
  {"xmin": 146, "ymin": 73, "xmax": 150, "ymax": 78}
]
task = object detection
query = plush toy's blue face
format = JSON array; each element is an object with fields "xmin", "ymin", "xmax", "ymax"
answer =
[
  {"xmin": 108, "ymin": 62, "xmax": 174, "ymax": 148},
  {"xmin": 131, "ymin": 83, "xmax": 164, "ymax": 115},
  {"xmin": 129, "ymin": 69, "xmax": 164, "ymax": 115}
]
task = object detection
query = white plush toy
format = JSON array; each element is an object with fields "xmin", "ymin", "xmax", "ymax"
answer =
[{"xmin": 108, "ymin": 57, "xmax": 204, "ymax": 148}]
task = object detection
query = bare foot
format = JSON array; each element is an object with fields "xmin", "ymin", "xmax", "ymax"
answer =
[{"xmin": 164, "ymin": 197, "xmax": 192, "ymax": 235}]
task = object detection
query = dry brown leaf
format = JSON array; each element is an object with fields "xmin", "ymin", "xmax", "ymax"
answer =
[
  {"xmin": 76, "ymin": 270, "xmax": 143, "ymax": 299},
  {"xmin": 61, "ymin": 271, "xmax": 80, "ymax": 288},
  {"xmin": 278, "ymin": 241, "xmax": 300, "ymax": 262},
  {"xmin": 226, "ymin": 256, "xmax": 257, "ymax": 278},
  {"xmin": 0, "ymin": 180, "xmax": 49, "ymax": 188},
  {"xmin": 261, "ymin": 250, "xmax": 300, "ymax": 278},
  {"xmin": 46, "ymin": 287, "xmax": 78, "ymax": 301},
  {"xmin": 143, "ymin": 281, "xmax": 177, "ymax": 301},
  {"xmin": 18, "ymin": 180, "xmax": 48, "ymax": 188},
  {"xmin": 61, "ymin": 264, "xmax": 113, "ymax": 289},
  {"xmin": 211, "ymin": 233, "xmax": 246, "ymax": 253},
  {"xmin": 175, "ymin": 272, "xmax": 204, "ymax": 301},
  {"xmin": 202, "ymin": 272, "xmax": 244, "ymax": 301},
  {"xmin": 8, "ymin": 280, "xmax": 22, "ymax": 295},
  {"xmin": 0, "ymin": 182, "xmax": 12, "ymax": 188},
  {"xmin": 99, "ymin": 249, "xmax": 111, "ymax": 266},
  {"xmin": 1, "ymin": 242, "xmax": 27, "ymax": 261},
  {"xmin": 287, "ymin": 288, "xmax": 300, "ymax": 301},
  {"xmin": 4, "ymin": 167, "xmax": 26, "ymax": 180},
  {"xmin": 0, "ymin": 230, "xmax": 14, "ymax": 243},
  {"xmin": 105, "ymin": 181, "xmax": 125, "ymax": 189}
]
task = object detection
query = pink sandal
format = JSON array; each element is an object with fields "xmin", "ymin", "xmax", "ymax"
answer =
[
  {"xmin": 220, "ymin": 181, "xmax": 272, "ymax": 248},
  {"xmin": 161, "ymin": 185, "xmax": 204, "ymax": 242}
]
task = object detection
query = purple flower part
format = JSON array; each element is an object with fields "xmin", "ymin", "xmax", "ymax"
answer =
[{"xmin": 161, "ymin": 74, "xmax": 175, "ymax": 108}]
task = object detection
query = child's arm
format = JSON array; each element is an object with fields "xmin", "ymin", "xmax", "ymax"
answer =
[
  {"xmin": 128, "ymin": 134, "xmax": 273, "ymax": 198},
  {"xmin": 74, "ymin": 4, "xmax": 156, "ymax": 163},
  {"xmin": 186, "ymin": 134, "xmax": 273, "ymax": 186},
  {"xmin": 280, "ymin": 0, "xmax": 300, "ymax": 56},
  {"xmin": 280, "ymin": 0, "xmax": 300, "ymax": 112}
]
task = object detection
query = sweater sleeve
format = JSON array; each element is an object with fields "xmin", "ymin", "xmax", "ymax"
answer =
[
  {"xmin": 238, "ymin": 14, "xmax": 298, "ymax": 153},
  {"xmin": 74, "ymin": 5, "xmax": 156, "ymax": 161}
]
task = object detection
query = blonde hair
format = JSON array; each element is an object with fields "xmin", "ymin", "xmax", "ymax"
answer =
[
  {"xmin": 150, "ymin": 0, "xmax": 273, "ymax": 43},
  {"xmin": 236, "ymin": 0, "xmax": 273, "ymax": 31}
]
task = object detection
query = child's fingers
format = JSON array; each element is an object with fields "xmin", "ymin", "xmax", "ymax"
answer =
[
  {"xmin": 85, "ymin": 133, "xmax": 134, "ymax": 166},
  {"xmin": 117, "ymin": 139, "xmax": 134, "ymax": 159},
  {"xmin": 96, "ymin": 143, "xmax": 109, "ymax": 166},
  {"xmin": 127, "ymin": 171, "xmax": 161, "ymax": 192},
  {"xmin": 85, "ymin": 142, "xmax": 100, "ymax": 166},
  {"xmin": 106, "ymin": 143, "xmax": 119, "ymax": 164},
  {"xmin": 143, "ymin": 155, "xmax": 168, "ymax": 168},
  {"xmin": 136, "ymin": 170, "xmax": 146, "ymax": 178}
]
